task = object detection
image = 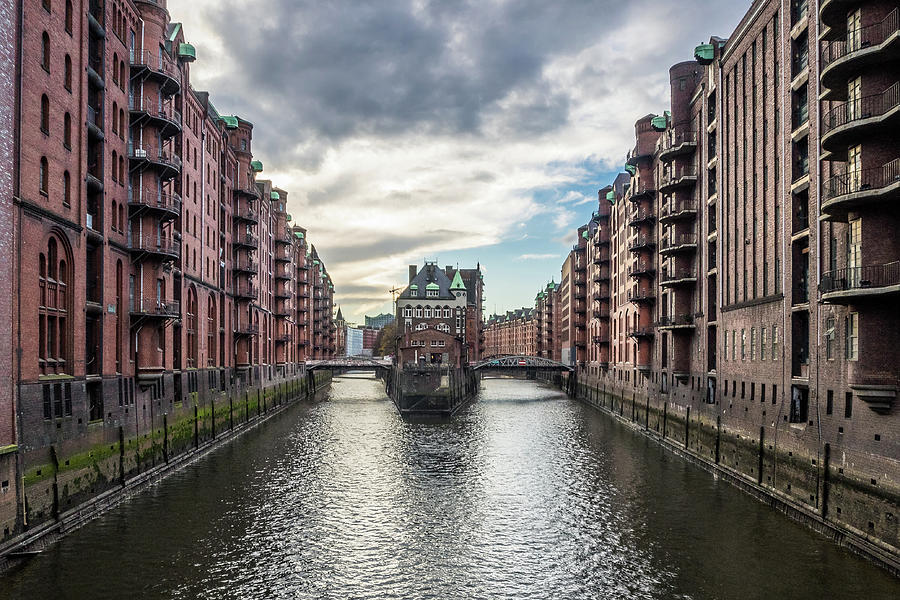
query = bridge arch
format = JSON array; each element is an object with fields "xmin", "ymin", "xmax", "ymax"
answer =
[{"xmin": 472, "ymin": 355, "xmax": 574, "ymax": 372}]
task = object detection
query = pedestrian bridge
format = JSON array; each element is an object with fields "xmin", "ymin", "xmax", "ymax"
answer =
[
  {"xmin": 306, "ymin": 357, "xmax": 392, "ymax": 372},
  {"xmin": 473, "ymin": 355, "xmax": 574, "ymax": 372}
]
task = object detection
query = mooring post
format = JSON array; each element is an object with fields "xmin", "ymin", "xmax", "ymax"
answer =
[
  {"xmin": 758, "ymin": 426, "xmax": 765, "ymax": 484},
  {"xmin": 663, "ymin": 402, "xmax": 668, "ymax": 438},
  {"xmin": 163, "ymin": 414, "xmax": 169, "ymax": 463},
  {"xmin": 822, "ymin": 443, "xmax": 831, "ymax": 519},
  {"xmin": 715, "ymin": 415, "xmax": 721, "ymax": 464},
  {"xmin": 118, "ymin": 425, "xmax": 126, "ymax": 485},
  {"xmin": 194, "ymin": 405, "xmax": 200, "ymax": 449},
  {"xmin": 684, "ymin": 406, "xmax": 690, "ymax": 449}
]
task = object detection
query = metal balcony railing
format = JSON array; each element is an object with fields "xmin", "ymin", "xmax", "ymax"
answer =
[
  {"xmin": 660, "ymin": 233, "xmax": 698, "ymax": 252},
  {"xmin": 129, "ymin": 95, "xmax": 182, "ymax": 126},
  {"xmin": 232, "ymin": 284, "xmax": 259, "ymax": 299},
  {"xmin": 127, "ymin": 142, "xmax": 182, "ymax": 171},
  {"xmin": 130, "ymin": 297, "xmax": 180, "ymax": 317},
  {"xmin": 127, "ymin": 234, "xmax": 180, "ymax": 257},
  {"xmin": 660, "ymin": 267, "xmax": 697, "ymax": 283},
  {"xmin": 823, "ymin": 158, "xmax": 900, "ymax": 201},
  {"xmin": 660, "ymin": 200, "xmax": 698, "ymax": 220},
  {"xmin": 820, "ymin": 262, "xmax": 900, "ymax": 293},
  {"xmin": 822, "ymin": 83, "xmax": 900, "ymax": 135},
  {"xmin": 128, "ymin": 190, "xmax": 181, "ymax": 215},
  {"xmin": 656, "ymin": 314, "xmax": 695, "ymax": 328},
  {"xmin": 821, "ymin": 9, "xmax": 899, "ymax": 68},
  {"xmin": 130, "ymin": 48, "xmax": 180, "ymax": 82}
]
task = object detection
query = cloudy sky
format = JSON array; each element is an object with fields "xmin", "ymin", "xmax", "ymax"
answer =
[{"xmin": 170, "ymin": 0, "xmax": 746, "ymax": 323}]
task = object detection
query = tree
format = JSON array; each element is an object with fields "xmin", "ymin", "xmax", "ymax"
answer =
[{"xmin": 374, "ymin": 320, "xmax": 400, "ymax": 357}]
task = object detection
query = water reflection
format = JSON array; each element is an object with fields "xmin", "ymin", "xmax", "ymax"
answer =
[{"xmin": 1, "ymin": 375, "xmax": 897, "ymax": 600}]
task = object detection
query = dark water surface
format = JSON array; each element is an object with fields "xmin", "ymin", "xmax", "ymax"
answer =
[{"xmin": 2, "ymin": 376, "xmax": 898, "ymax": 599}]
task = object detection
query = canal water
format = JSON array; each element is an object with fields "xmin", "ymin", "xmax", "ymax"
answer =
[{"xmin": 2, "ymin": 376, "xmax": 898, "ymax": 599}]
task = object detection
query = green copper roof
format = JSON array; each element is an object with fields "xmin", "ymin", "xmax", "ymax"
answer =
[
  {"xmin": 250, "ymin": 160, "xmax": 263, "ymax": 172},
  {"xmin": 606, "ymin": 190, "xmax": 616, "ymax": 202},
  {"xmin": 313, "ymin": 259, "xmax": 320, "ymax": 266},
  {"xmin": 624, "ymin": 164, "xmax": 636, "ymax": 176},
  {"xmin": 425, "ymin": 282, "xmax": 440, "ymax": 290},
  {"xmin": 650, "ymin": 115, "xmax": 668, "ymax": 131},
  {"xmin": 695, "ymin": 44, "xmax": 715, "ymax": 64},
  {"xmin": 294, "ymin": 231, "xmax": 304, "ymax": 239},
  {"xmin": 450, "ymin": 270, "xmax": 466, "ymax": 291},
  {"xmin": 581, "ymin": 230, "xmax": 589, "ymax": 240},
  {"xmin": 178, "ymin": 43, "xmax": 196, "ymax": 61},
  {"xmin": 221, "ymin": 115, "xmax": 239, "ymax": 129},
  {"xmin": 270, "ymin": 191, "xmax": 280, "ymax": 200},
  {"xmin": 286, "ymin": 214, "xmax": 292, "ymax": 222}
]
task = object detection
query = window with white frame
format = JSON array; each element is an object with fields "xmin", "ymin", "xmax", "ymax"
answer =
[
  {"xmin": 403, "ymin": 307, "xmax": 412, "ymax": 317},
  {"xmin": 416, "ymin": 323, "xmax": 427, "ymax": 331},
  {"xmin": 427, "ymin": 289, "xmax": 438, "ymax": 298},
  {"xmin": 424, "ymin": 307, "xmax": 432, "ymax": 318},
  {"xmin": 415, "ymin": 307, "xmax": 423, "ymax": 318},
  {"xmin": 443, "ymin": 308, "xmax": 451, "ymax": 318}
]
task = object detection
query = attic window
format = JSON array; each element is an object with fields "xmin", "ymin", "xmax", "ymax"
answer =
[{"xmin": 427, "ymin": 289, "xmax": 438, "ymax": 298}]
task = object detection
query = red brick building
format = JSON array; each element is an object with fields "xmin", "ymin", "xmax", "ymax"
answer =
[
  {"xmin": 485, "ymin": 0, "xmax": 898, "ymax": 558},
  {"xmin": 396, "ymin": 262, "xmax": 483, "ymax": 367},
  {"xmin": 483, "ymin": 308, "xmax": 537, "ymax": 357},
  {"xmin": 1, "ymin": 0, "xmax": 336, "ymax": 544}
]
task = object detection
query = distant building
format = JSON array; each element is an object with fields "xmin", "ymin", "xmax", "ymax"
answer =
[
  {"xmin": 362, "ymin": 328, "xmax": 379, "ymax": 355},
  {"xmin": 396, "ymin": 261, "xmax": 483, "ymax": 366},
  {"xmin": 345, "ymin": 327, "xmax": 363, "ymax": 357},
  {"xmin": 365, "ymin": 313, "xmax": 395, "ymax": 330}
]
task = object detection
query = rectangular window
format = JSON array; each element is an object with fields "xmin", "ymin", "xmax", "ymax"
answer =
[
  {"xmin": 761, "ymin": 327, "xmax": 767, "ymax": 360},
  {"xmin": 732, "ymin": 330, "xmax": 736, "ymax": 361},
  {"xmin": 790, "ymin": 386, "xmax": 809, "ymax": 423},
  {"xmin": 741, "ymin": 329, "xmax": 746, "ymax": 360},
  {"xmin": 825, "ymin": 317, "xmax": 836, "ymax": 360},
  {"xmin": 826, "ymin": 390, "xmax": 834, "ymax": 415},
  {"xmin": 772, "ymin": 324, "xmax": 779, "ymax": 359},
  {"xmin": 415, "ymin": 308, "xmax": 422, "ymax": 318},
  {"xmin": 846, "ymin": 312, "xmax": 858, "ymax": 360},
  {"xmin": 751, "ymin": 328, "xmax": 757, "ymax": 360},
  {"xmin": 847, "ymin": 218, "xmax": 861, "ymax": 287},
  {"xmin": 424, "ymin": 307, "xmax": 432, "ymax": 318},
  {"xmin": 43, "ymin": 384, "xmax": 52, "ymax": 420},
  {"xmin": 845, "ymin": 392, "xmax": 853, "ymax": 418}
]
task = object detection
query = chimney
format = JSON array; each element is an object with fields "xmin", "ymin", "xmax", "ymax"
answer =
[
  {"xmin": 409, "ymin": 265, "xmax": 417, "ymax": 283},
  {"xmin": 445, "ymin": 265, "xmax": 453, "ymax": 277}
]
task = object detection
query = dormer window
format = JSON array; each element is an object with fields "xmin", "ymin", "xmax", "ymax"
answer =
[{"xmin": 427, "ymin": 289, "xmax": 438, "ymax": 298}]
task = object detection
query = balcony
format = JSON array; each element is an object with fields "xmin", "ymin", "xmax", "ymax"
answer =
[
  {"xmin": 656, "ymin": 314, "xmax": 696, "ymax": 331},
  {"xmin": 628, "ymin": 234, "xmax": 656, "ymax": 253},
  {"xmin": 593, "ymin": 230, "xmax": 611, "ymax": 247},
  {"xmin": 275, "ymin": 333, "xmax": 293, "ymax": 343},
  {"xmin": 233, "ymin": 258, "xmax": 258, "ymax": 274},
  {"xmin": 275, "ymin": 288, "xmax": 292, "ymax": 299},
  {"xmin": 128, "ymin": 191, "xmax": 181, "ymax": 221},
  {"xmin": 628, "ymin": 261, "xmax": 655, "ymax": 278},
  {"xmin": 660, "ymin": 267, "xmax": 698, "ymax": 287},
  {"xmin": 627, "ymin": 327, "xmax": 654, "ymax": 340},
  {"xmin": 626, "ymin": 146, "xmax": 654, "ymax": 166},
  {"xmin": 593, "ymin": 250, "xmax": 611, "ymax": 265},
  {"xmin": 627, "ymin": 289, "xmax": 655, "ymax": 305},
  {"xmin": 275, "ymin": 269, "xmax": 292, "ymax": 281},
  {"xmin": 821, "ymin": 10, "xmax": 900, "ymax": 97},
  {"xmin": 130, "ymin": 297, "xmax": 180, "ymax": 319},
  {"xmin": 127, "ymin": 234, "xmax": 180, "ymax": 260},
  {"xmin": 659, "ymin": 233, "xmax": 698, "ymax": 255},
  {"xmin": 821, "ymin": 84, "xmax": 900, "ymax": 157},
  {"xmin": 628, "ymin": 208, "xmax": 656, "ymax": 228},
  {"xmin": 275, "ymin": 233, "xmax": 293, "ymax": 245},
  {"xmin": 232, "ymin": 284, "xmax": 258, "ymax": 300},
  {"xmin": 593, "ymin": 309, "xmax": 610, "ymax": 320},
  {"xmin": 819, "ymin": 0, "xmax": 858, "ymax": 34},
  {"xmin": 822, "ymin": 159, "xmax": 900, "ymax": 219},
  {"xmin": 130, "ymin": 49, "xmax": 181, "ymax": 96},
  {"xmin": 233, "ymin": 233, "xmax": 258, "ymax": 248},
  {"xmin": 628, "ymin": 183, "xmax": 656, "ymax": 202},
  {"xmin": 593, "ymin": 268, "xmax": 611, "ymax": 283},
  {"xmin": 659, "ymin": 165, "xmax": 698, "ymax": 193},
  {"xmin": 234, "ymin": 207, "xmax": 259, "ymax": 224},
  {"xmin": 233, "ymin": 183, "xmax": 259, "ymax": 199},
  {"xmin": 129, "ymin": 95, "xmax": 182, "ymax": 138},
  {"xmin": 821, "ymin": 262, "xmax": 900, "ymax": 303},
  {"xmin": 659, "ymin": 200, "xmax": 698, "ymax": 224},
  {"xmin": 127, "ymin": 143, "xmax": 182, "ymax": 178},
  {"xmin": 658, "ymin": 130, "xmax": 698, "ymax": 163},
  {"xmin": 234, "ymin": 324, "xmax": 259, "ymax": 337}
]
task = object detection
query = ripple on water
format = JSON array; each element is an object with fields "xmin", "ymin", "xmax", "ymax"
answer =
[{"xmin": 1, "ymin": 375, "xmax": 898, "ymax": 600}]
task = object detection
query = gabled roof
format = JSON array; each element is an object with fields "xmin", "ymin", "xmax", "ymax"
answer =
[
  {"xmin": 450, "ymin": 270, "xmax": 466, "ymax": 291},
  {"xmin": 398, "ymin": 263, "xmax": 456, "ymax": 300}
]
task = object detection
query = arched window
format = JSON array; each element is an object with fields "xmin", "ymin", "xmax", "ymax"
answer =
[
  {"xmin": 65, "ymin": 1, "xmax": 73, "ymax": 34},
  {"xmin": 112, "ymin": 102, "xmax": 118, "ymax": 134},
  {"xmin": 111, "ymin": 200, "xmax": 117, "ymax": 230},
  {"xmin": 39, "ymin": 157, "xmax": 48, "ymax": 195},
  {"xmin": 119, "ymin": 155, "xmax": 124, "ymax": 183},
  {"xmin": 39, "ymin": 234, "xmax": 71, "ymax": 374},
  {"xmin": 111, "ymin": 150, "xmax": 118, "ymax": 182},
  {"xmin": 186, "ymin": 286, "xmax": 198, "ymax": 368},
  {"xmin": 208, "ymin": 296, "xmax": 217, "ymax": 366},
  {"xmin": 119, "ymin": 108, "xmax": 125, "ymax": 138},
  {"xmin": 118, "ymin": 203, "xmax": 124, "ymax": 232},
  {"xmin": 64, "ymin": 54, "xmax": 72, "ymax": 90},
  {"xmin": 63, "ymin": 170, "xmax": 70, "ymax": 206},
  {"xmin": 112, "ymin": 53, "xmax": 118, "ymax": 85},
  {"xmin": 41, "ymin": 32, "xmax": 50, "ymax": 72},
  {"xmin": 120, "ymin": 60, "xmax": 126, "ymax": 90},
  {"xmin": 40, "ymin": 94, "xmax": 49, "ymax": 133},
  {"xmin": 115, "ymin": 260, "xmax": 123, "ymax": 371},
  {"xmin": 63, "ymin": 112, "xmax": 71, "ymax": 148}
]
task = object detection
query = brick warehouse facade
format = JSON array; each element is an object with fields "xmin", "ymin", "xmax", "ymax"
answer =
[
  {"xmin": 0, "ymin": 0, "xmax": 336, "ymax": 545},
  {"xmin": 489, "ymin": 0, "xmax": 900, "ymax": 563}
]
